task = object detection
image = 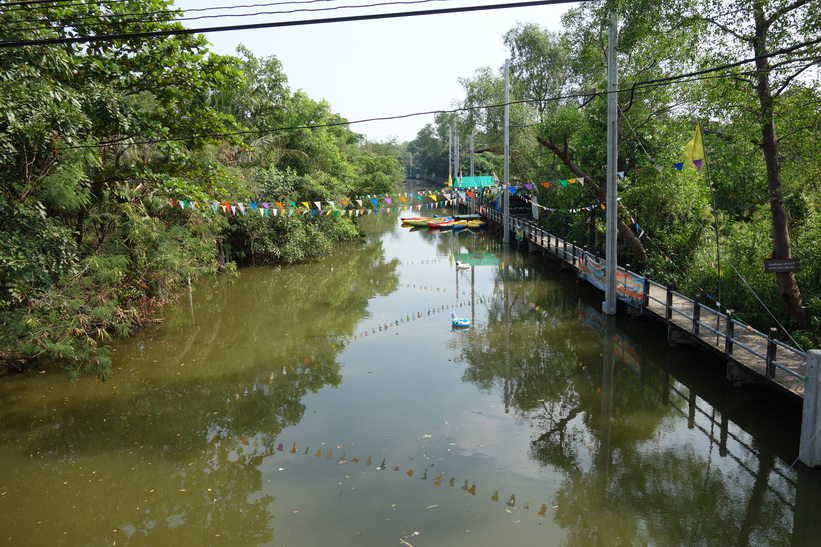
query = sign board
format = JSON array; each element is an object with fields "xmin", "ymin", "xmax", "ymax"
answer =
[{"xmin": 764, "ymin": 258, "xmax": 801, "ymax": 273}]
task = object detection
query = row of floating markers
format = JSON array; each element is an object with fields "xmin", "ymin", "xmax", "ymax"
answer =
[
  {"xmin": 346, "ymin": 295, "xmax": 513, "ymax": 343},
  {"xmin": 222, "ymin": 296, "xmax": 514, "ymax": 396},
  {"xmin": 248, "ymin": 440, "xmax": 556, "ymax": 518}
]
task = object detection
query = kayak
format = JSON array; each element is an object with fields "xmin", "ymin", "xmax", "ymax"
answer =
[{"xmin": 402, "ymin": 217, "xmax": 436, "ymax": 227}]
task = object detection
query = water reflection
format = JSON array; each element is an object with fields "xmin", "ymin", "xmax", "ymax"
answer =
[
  {"xmin": 454, "ymin": 254, "xmax": 805, "ymax": 545},
  {"xmin": 0, "ymin": 218, "xmax": 401, "ymax": 546},
  {"xmin": 0, "ymin": 211, "xmax": 816, "ymax": 546}
]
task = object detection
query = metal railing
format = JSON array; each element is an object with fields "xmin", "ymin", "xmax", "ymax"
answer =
[{"xmin": 476, "ymin": 202, "xmax": 808, "ymax": 396}]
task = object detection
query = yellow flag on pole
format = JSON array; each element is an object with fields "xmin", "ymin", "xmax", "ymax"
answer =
[{"xmin": 684, "ymin": 123, "xmax": 705, "ymax": 163}]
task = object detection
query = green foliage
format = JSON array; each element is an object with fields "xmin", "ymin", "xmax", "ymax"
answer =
[
  {"xmin": 0, "ymin": 2, "xmax": 406, "ymax": 377},
  {"xmin": 352, "ymin": 153, "xmax": 404, "ymax": 195},
  {"xmin": 407, "ymin": 124, "xmax": 447, "ymax": 179},
  {"xmin": 224, "ymin": 212, "xmax": 360, "ymax": 265},
  {"xmin": 402, "ymin": 0, "xmax": 821, "ymax": 344}
]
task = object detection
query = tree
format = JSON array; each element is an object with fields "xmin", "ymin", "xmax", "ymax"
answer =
[
  {"xmin": 407, "ymin": 124, "xmax": 447, "ymax": 179},
  {"xmin": 671, "ymin": 0, "xmax": 820, "ymax": 326},
  {"xmin": 503, "ymin": 22, "xmax": 569, "ymax": 120},
  {"xmin": 0, "ymin": 1, "xmax": 245, "ymax": 376}
]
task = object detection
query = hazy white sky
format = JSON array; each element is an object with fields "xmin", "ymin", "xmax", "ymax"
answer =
[{"xmin": 173, "ymin": 0, "xmax": 574, "ymax": 143}]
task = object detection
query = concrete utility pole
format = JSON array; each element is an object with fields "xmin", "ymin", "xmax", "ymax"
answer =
[
  {"xmin": 448, "ymin": 124, "xmax": 452, "ymax": 184},
  {"xmin": 603, "ymin": 9, "xmax": 618, "ymax": 315},
  {"xmin": 503, "ymin": 58, "xmax": 510, "ymax": 244},
  {"xmin": 800, "ymin": 350, "xmax": 821, "ymax": 467},
  {"xmin": 455, "ymin": 131, "xmax": 460, "ymax": 182},
  {"xmin": 469, "ymin": 131, "xmax": 474, "ymax": 177}
]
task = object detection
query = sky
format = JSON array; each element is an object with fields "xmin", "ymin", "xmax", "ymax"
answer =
[{"xmin": 173, "ymin": 0, "xmax": 575, "ymax": 143}]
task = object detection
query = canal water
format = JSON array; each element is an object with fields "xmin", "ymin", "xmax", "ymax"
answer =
[{"xmin": 1, "ymin": 210, "xmax": 817, "ymax": 546}]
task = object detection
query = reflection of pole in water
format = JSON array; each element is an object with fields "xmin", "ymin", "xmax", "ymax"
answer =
[
  {"xmin": 504, "ymin": 261, "xmax": 510, "ymax": 414},
  {"xmin": 598, "ymin": 315, "xmax": 616, "ymax": 478},
  {"xmin": 471, "ymin": 258, "xmax": 476, "ymax": 325},
  {"xmin": 188, "ymin": 272, "xmax": 194, "ymax": 322}
]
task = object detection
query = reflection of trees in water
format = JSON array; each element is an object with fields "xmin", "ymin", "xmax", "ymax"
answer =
[
  {"xmin": 4, "ymin": 227, "xmax": 401, "ymax": 545},
  {"xmin": 554, "ymin": 446, "xmax": 789, "ymax": 546},
  {"xmin": 453, "ymin": 259, "xmax": 793, "ymax": 545}
]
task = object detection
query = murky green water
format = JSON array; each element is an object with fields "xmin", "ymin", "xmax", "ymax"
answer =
[{"xmin": 1, "ymin": 210, "xmax": 817, "ymax": 546}]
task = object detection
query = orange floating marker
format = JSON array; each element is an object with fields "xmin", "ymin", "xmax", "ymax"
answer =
[
  {"xmin": 366, "ymin": 456, "xmax": 372, "ymax": 466},
  {"xmin": 406, "ymin": 469, "xmax": 414, "ymax": 477},
  {"xmin": 290, "ymin": 443, "xmax": 296, "ymax": 453},
  {"xmin": 326, "ymin": 449, "xmax": 333, "ymax": 459},
  {"xmin": 352, "ymin": 457, "xmax": 359, "ymax": 463},
  {"xmin": 538, "ymin": 504, "xmax": 547, "ymax": 516},
  {"xmin": 314, "ymin": 448, "xmax": 322, "ymax": 457},
  {"xmin": 468, "ymin": 484, "xmax": 476, "ymax": 496}
]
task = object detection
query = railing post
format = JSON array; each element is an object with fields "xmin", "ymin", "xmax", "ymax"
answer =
[
  {"xmin": 642, "ymin": 272, "xmax": 649, "ymax": 312},
  {"xmin": 800, "ymin": 350, "xmax": 821, "ymax": 467},
  {"xmin": 766, "ymin": 327, "xmax": 778, "ymax": 379},
  {"xmin": 563, "ymin": 239, "xmax": 568, "ymax": 261},
  {"xmin": 665, "ymin": 283, "xmax": 675, "ymax": 321},
  {"xmin": 692, "ymin": 294, "xmax": 701, "ymax": 335},
  {"xmin": 572, "ymin": 245, "xmax": 577, "ymax": 267},
  {"xmin": 724, "ymin": 310, "xmax": 735, "ymax": 355}
]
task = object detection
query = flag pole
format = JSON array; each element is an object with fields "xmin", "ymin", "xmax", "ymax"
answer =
[{"xmin": 701, "ymin": 124, "xmax": 722, "ymax": 317}]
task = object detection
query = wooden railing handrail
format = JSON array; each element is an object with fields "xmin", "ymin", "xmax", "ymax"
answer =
[{"xmin": 470, "ymin": 201, "xmax": 809, "ymax": 395}]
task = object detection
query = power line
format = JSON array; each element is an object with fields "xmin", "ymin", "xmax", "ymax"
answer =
[
  {"xmin": 1, "ymin": 0, "xmax": 297, "ymax": 11},
  {"xmin": 3, "ymin": 0, "xmax": 454, "ymax": 33},
  {"xmin": 1, "ymin": 2, "xmax": 818, "ymax": 155},
  {"xmin": 2, "ymin": 62, "xmax": 793, "ymax": 156},
  {"xmin": 0, "ymin": 0, "xmax": 583, "ymax": 48},
  {"xmin": 3, "ymin": 45, "xmax": 817, "ymax": 156}
]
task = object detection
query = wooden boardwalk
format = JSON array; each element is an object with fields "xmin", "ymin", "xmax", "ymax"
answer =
[{"xmin": 477, "ymin": 205, "xmax": 808, "ymax": 402}]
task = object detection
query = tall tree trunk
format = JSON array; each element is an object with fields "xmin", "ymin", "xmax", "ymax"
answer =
[
  {"xmin": 536, "ymin": 137, "xmax": 648, "ymax": 264},
  {"xmin": 753, "ymin": 6, "xmax": 807, "ymax": 326}
]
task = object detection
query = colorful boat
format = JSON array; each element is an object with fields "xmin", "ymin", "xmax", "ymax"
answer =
[
  {"xmin": 403, "ymin": 217, "xmax": 436, "ymax": 227},
  {"xmin": 427, "ymin": 219, "xmax": 455, "ymax": 229},
  {"xmin": 466, "ymin": 219, "xmax": 487, "ymax": 229}
]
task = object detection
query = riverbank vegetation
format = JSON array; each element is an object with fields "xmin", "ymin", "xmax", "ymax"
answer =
[
  {"xmin": 0, "ymin": 2, "xmax": 403, "ymax": 378},
  {"xmin": 2, "ymin": 0, "xmax": 819, "ymax": 378},
  {"xmin": 409, "ymin": 0, "xmax": 820, "ymax": 349}
]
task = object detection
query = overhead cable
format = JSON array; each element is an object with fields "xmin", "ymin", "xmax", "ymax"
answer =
[
  {"xmin": 0, "ymin": 0, "xmax": 583, "ymax": 48},
  {"xmin": 3, "ymin": 0, "xmax": 454, "ymax": 32}
]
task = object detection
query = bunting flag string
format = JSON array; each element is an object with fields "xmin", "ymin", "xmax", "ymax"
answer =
[
  {"xmin": 215, "ymin": 432, "xmax": 555, "ymax": 519},
  {"xmin": 167, "ymin": 152, "xmax": 708, "ymax": 218},
  {"xmin": 518, "ymin": 194, "xmax": 606, "ymax": 215},
  {"xmin": 167, "ymin": 194, "xmax": 457, "ymax": 217}
]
